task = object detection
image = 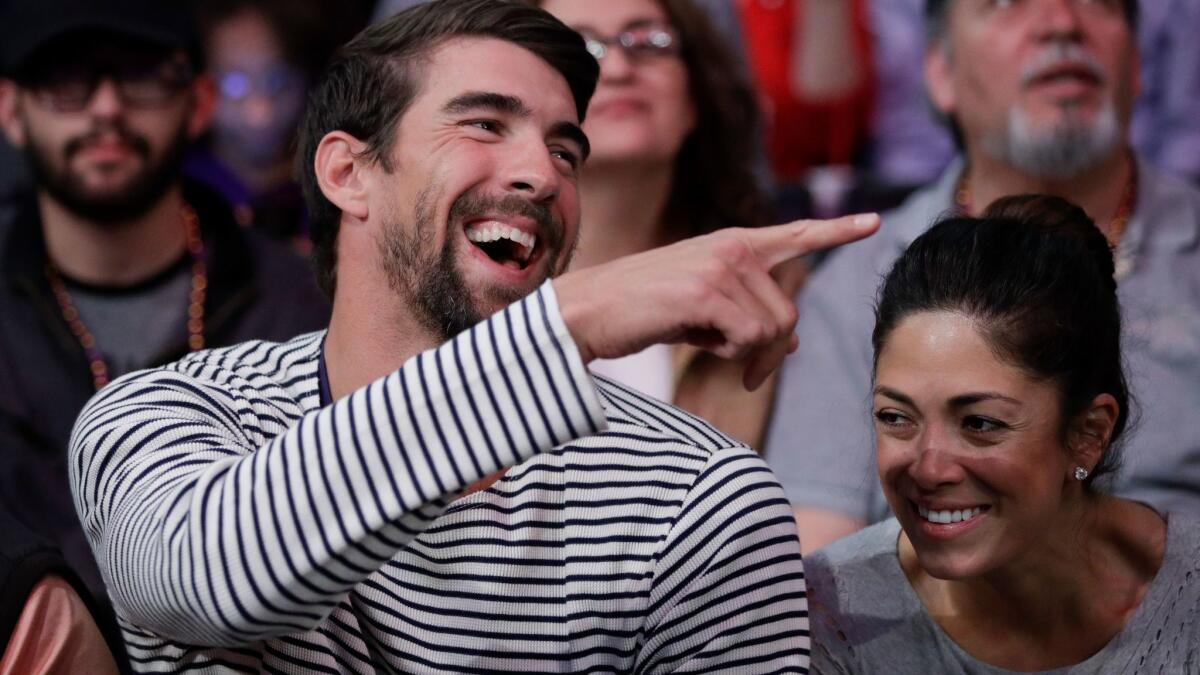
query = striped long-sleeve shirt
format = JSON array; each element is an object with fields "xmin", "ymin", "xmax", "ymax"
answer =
[{"xmin": 70, "ymin": 282, "xmax": 810, "ymax": 673}]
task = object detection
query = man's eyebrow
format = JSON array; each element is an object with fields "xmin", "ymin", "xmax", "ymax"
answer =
[
  {"xmin": 442, "ymin": 91, "xmax": 531, "ymax": 117},
  {"xmin": 550, "ymin": 121, "xmax": 590, "ymax": 161}
]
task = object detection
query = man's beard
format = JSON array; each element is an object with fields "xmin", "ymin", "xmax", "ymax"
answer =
[
  {"xmin": 982, "ymin": 100, "xmax": 1121, "ymax": 181},
  {"xmin": 378, "ymin": 186, "xmax": 568, "ymax": 342},
  {"xmin": 24, "ymin": 118, "xmax": 189, "ymax": 224},
  {"xmin": 981, "ymin": 42, "xmax": 1122, "ymax": 180}
]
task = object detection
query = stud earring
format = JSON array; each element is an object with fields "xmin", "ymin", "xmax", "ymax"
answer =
[{"xmin": 1074, "ymin": 466, "xmax": 1089, "ymax": 481}]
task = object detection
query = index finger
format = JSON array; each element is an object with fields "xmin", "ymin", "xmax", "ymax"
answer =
[{"xmin": 751, "ymin": 213, "xmax": 880, "ymax": 268}]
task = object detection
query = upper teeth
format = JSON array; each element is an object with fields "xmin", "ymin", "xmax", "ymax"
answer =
[
  {"xmin": 917, "ymin": 505, "xmax": 985, "ymax": 524},
  {"xmin": 465, "ymin": 222, "xmax": 537, "ymax": 252}
]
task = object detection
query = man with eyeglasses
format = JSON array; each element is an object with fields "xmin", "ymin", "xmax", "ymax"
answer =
[{"xmin": 0, "ymin": 0, "xmax": 328, "ymax": 606}]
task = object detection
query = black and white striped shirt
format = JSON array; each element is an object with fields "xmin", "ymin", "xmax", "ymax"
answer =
[{"xmin": 70, "ymin": 283, "xmax": 809, "ymax": 673}]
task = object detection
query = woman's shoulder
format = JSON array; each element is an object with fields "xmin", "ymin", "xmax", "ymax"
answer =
[
  {"xmin": 806, "ymin": 518, "xmax": 903, "ymax": 578},
  {"xmin": 1155, "ymin": 511, "xmax": 1200, "ymax": 593},
  {"xmin": 1165, "ymin": 510, "xmax": 1200, "ymax": 545},
  {"xmin": 806, "ymin": 519, "xmax": 953, "ymax": 674},
  {"xmin": 1098, "ymin": 511, "xmax": 1200, "ymax": 673},
  {"xmin": 805, "ymin": 519, "xmax": 918, "ymax": 629}
]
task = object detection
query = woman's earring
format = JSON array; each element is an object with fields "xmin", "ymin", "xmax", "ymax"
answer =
[{"xmin": 1074, "ymin": 466, "xmax": 1089, "ymax": 481}]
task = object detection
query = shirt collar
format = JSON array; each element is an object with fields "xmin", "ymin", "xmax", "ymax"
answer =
[
  {"xmin": 317, "ymin": 339, "xmax": 333, "ymax": 407},
  {"xmin": 900, "ymin": 155, "xmax": 1200, "ymax": 255}
]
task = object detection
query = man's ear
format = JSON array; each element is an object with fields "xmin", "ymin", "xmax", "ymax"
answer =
[
  {"xmin": 314, "ymin": 131, "xmax": 371, "ymax": 221},
  {"xmin": 186, "ymin": 73, "xmax": 218, "ymax": 140},
  {"xmin": 1067, "ymin": 393, "xmax": 1120, "ymax": 476},
  {"xmin": 924, "ymin": 42, "xmax": 956, "ymax": 116},
  {"xmin": 0, "ymin": 79, "xmax": 27, "ymax": 148}
]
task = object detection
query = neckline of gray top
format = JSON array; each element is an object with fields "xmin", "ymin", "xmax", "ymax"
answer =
[{"xmin": 870, "ymin": 511, "xmax": 1192, "ymax": 674}]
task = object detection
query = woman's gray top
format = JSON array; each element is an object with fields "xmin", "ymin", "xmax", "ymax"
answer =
[{"xmin": 805, "ymin": 514, "xmax": 1200, "ymax": 674}]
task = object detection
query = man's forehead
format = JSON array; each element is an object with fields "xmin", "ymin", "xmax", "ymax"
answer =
[
  {"xmin": 417, "ymin": 36, "xmax": 579, "ymax": 123},
  {"xmin": 944, "ymin": 0, "xmax": 1132, "ymax": 26}
]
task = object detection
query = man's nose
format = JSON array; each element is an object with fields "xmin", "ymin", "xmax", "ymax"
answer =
[
  {"xmin": 504, "ymin": 140, "xmax": 560, "ymax": 203},
  {"xmin": 86, "ymin": 78, "xmax": 125, "ymax": 118},
  {"xmin": 242, "ymin": 95, "xmax": 276, "ymax": 128},
  {"xmin": 1034, "ymin": 0, "xmax": 1086, "ymax": 42}
]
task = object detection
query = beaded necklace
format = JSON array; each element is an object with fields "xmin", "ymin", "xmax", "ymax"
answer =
[
  {"xmin": 954, "ymin": 157, "xmax": 1139, "ymax": 279},
  {"xmin": 45, "ymin": 203, "xmax": 207, "ymax": 390}
]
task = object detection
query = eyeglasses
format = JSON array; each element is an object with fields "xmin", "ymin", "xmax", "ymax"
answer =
[
  {"xmin": 24, "ymin": 58, "xmax": 195, "ymax": 113},
  {"xmin": 580, "ymin": 23, "xmax": 681, "ymax": 62},
  {"xmin": 217, "ymin": 64, "xmax": 305, "ymax": 102}
]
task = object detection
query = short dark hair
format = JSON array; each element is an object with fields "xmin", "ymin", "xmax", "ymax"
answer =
[
  {"xmin": 297, "ymin": 0, "xmax": 598, "ymax": 297},
  {"xmin": 872, "ymin": 195, "xmax": 1132, "ymax": 488},
  {"xmin": 924, "ymin": 0, "xmax": 1138, "ymax": 44}
]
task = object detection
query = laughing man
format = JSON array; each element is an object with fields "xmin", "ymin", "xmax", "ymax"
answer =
[{"xmin": 69, "ymin": 1, "xmax": 878, "ymax": 672}]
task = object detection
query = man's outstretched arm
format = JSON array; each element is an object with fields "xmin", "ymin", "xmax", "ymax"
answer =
[
  {"xmin": 70, "ymin": 286, "xmax": 605, "ymax": 647},
  {"xmin": 71, "ymin": 214, "xmax": 877, "ymax": 648}
]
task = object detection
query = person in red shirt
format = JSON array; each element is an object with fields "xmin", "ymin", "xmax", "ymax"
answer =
[{"xmin": 739, "ymin": 0, "xmax": 874, "ymax": 181}]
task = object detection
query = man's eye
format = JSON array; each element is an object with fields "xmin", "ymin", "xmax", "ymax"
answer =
[
  {"xmin": 466, "ymin": 120, "xmax": 500, "ymax": 133},
  {"xmin": 551, "ymin": 149, "xmax": 579, "ymax": 169}
]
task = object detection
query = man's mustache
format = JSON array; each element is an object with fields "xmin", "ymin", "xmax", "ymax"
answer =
[
  {"xmin": 1019, "ymin": 43, "xmax": 1107, "ymax": 89},
  {"xmin": 63, "ymin": 122, "xmax": 151, "ymax": 162}
]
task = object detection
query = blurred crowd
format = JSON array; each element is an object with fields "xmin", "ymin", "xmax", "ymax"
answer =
[
  {"xmin": 4, "ymin": 1, "xmax": 1197, "ymax": 236},
  {"xmin": 0, "ymin": 0, "xmax": 1198, "ymax": 671}
]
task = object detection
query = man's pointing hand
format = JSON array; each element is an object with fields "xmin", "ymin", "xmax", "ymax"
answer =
[{"xmin": 554, "ymin": 213, "xmax": 881, "ymax": 391}]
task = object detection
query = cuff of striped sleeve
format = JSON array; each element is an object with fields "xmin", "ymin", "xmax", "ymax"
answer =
[
  {"xmin": 432, "ymin": 280, "xmax": 608, "ymax": 481},
  {"xmin": 532, "ymin": 280, "xmax": 608, "ymax": 435},
  {"xmin": 516, "ymin": 280, "xmax": 608, "ymax": 443}
]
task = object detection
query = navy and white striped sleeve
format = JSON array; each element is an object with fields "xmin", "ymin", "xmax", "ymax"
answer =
[
  {"xmin": 635, "ymin": 446, "xmax": 810, "ymax": 673},
  {"xmin": 68, "ymin": 282, "xmax": 606, "ymax": 647}
]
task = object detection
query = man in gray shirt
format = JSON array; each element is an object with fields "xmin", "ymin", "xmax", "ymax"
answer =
[{"xmin": 766, "ymin": 0, "xmax": 1200, "ymax": 551}]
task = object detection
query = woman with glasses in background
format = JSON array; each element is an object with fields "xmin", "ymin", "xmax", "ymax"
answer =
[
  {"xmin": 805, "ymin": 195, "xmax": 1200, "ymax": 673},
  {"xmin": 533, "ymin": 0, "xmax": 794, "ymax": 450}
]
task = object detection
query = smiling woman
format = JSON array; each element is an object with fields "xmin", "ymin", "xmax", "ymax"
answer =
[{"xmin": 804, "ymin": 194, "xmax": 1200, "ymax": 673}]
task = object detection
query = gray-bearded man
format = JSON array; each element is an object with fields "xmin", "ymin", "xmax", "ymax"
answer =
[{"xmin": 767, "ymin": 0, "xmax": 1200, "ymax": 552}]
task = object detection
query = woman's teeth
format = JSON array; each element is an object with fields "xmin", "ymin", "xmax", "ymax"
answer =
[{"xmin": 917, "ymin": 505, "xmax": 986, "ymax": 524}]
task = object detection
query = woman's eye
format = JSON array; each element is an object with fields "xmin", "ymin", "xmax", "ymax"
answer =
[
  {"xmin": 963, "ymin": 416, "xmax": 1006, "ymax": 433},
  {"xmin": 874, "ymin": 410, "xmax": 910, "ymax": 427}
]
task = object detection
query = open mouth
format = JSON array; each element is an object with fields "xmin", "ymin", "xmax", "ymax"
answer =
[
  {"xmin": 916, "ymin": 503, "xmax": 990, "ymax": 525},
  {"xmin": 1027, "ymin": 66, "xmax": 1102, "ymax": 89},
  {"xmin": 464, "ymin": 220, "xmax": 539, "ymax": 271}
]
